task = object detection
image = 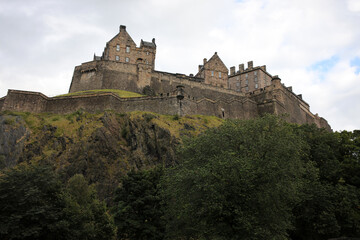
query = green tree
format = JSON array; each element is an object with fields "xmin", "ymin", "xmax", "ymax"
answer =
[
  {"xmin": 0, "ymin": 165, "xmax": 116, "ymax": 240},
  {"xmin": 61, "ymin": 174, "xmax": 116, "ymax": 240},
  {"xmin": 163, "ymin": 115, "xmax": 312, "ymax": 240},
  {"xmin": 113, "ymin": 167, "xmax": 165, "ymax": 240},
  {"xmin": 290, "ymin": 127, "xmax": 360, "ymax": 240},
  {"xmin": 0, "ymin": 164, "xmax": 65, "ymax": 239},
  {"xmin": 337, "ymin": 130, "xmax": 360, "ymax": 187}
]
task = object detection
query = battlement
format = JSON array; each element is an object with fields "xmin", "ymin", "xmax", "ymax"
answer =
[{"xmin": 229, "ymin": 61, "xmax": 270, "ymax": 77}]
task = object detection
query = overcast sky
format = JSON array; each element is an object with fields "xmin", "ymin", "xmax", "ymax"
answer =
[{"xmin": 1, "ymin": 0, "xmax": 359, "ymax": 131}]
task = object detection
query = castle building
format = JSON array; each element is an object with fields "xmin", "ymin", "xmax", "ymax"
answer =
[
  {"xmin": 97, "ymin": 25, "xmax": 156, "ymax": 70},
  {"xmin": 0, "ymin": 25, "xmax": 331, "ymax": 130}
]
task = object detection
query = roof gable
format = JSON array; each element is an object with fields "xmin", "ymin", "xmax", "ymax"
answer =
[
  {"xmin": 108, "ymin": 27, "xmax": 136, "ymax": 47},
  {"xmin": 204, "ymin": 52, "xmax": 228, "ymax": 72}
]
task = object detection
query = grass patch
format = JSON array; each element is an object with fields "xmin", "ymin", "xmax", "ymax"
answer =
[
  {"xmin": 55, "ymin": 89, "xmax": 144, "ymax": 98},
  {"xmin": 3, "ymin": 117, "xmax": 15, "ymax": 125}
]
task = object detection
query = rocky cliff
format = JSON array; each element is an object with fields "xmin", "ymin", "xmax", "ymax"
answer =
[{"xmin": 0, "ymin": 110, "xmax": 222, "ymax": 203}]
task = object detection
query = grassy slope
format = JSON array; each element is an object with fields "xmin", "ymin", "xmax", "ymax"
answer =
[{"xmin": 55, "ymin": 89, "xmax": 144, "ymax": 98}]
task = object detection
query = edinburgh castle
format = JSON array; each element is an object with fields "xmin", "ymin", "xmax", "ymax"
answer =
[{"xmin": 0, "ymin": 25, "xmax": 331, "ymax": 130}]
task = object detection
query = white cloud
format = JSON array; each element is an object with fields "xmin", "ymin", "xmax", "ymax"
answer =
[
  {"xmin": 0, "ymin": 0, "xmax": 359, "ymax": 131},
  {"xmin": 347, "ymin": 0, "xmax": 360, "ymax": 12}
]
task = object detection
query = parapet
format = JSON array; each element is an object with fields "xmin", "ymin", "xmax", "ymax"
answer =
[{"xmin": 231, "ymin": 61, "xmax": 268, "ymax": 75}]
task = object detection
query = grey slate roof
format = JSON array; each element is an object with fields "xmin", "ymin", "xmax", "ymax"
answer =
[{"xmin": 142, "ymin": 41, "xmax": 156, "ymax": 48}]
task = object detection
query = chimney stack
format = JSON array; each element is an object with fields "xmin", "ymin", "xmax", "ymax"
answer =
[
  {"xmin": 230, "ymin": 66, "xmax": 235, "ymax": 75},
  {"xmin": 239, "ymin": 64, "xmax": 244, "ymax": 72},
  {"xmin": 247, "ymin": 61, "xmax": 253, "ymax": 69},
  {"xmin": 120, "ymin": 25, "xmax": 126, "ymax": 32},
  {"xmin": 203, "ymin": 58, "xmax": 207, "ymax": 65}
]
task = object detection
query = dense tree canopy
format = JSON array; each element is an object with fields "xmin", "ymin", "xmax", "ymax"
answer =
[
  {"xmin": 113, "ymin": 167, "xmax": 165, "ymax": 240},
  {"xmin": 0, "ymin": 164, "xmax": 116, "ymax": 240},
  {"xmin": 162, "ymin": 115, "xmax": 313, "ymax": 239}
]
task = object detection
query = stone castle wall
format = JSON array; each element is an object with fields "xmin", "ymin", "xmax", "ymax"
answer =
[
  {"xmin": 0, "ymin": 85, "xmax": 330, "ymax": 131},
  {"xmin": 0, "ymin": 97, "xmax": 5, "ymax": 110},
  {"xmin": 0, "ymin": 89, "xmax": 260, "ymax": 121},
  {"xmin": 69, "ymin": 60, "xmax": 140, "ymax": 93},
  {"xmin": 70, "ymin": 60, "xmax": 246, "ymax": 101}
]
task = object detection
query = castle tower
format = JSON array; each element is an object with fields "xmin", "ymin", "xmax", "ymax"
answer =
[{"xmin": 101, "ymin": 25, "xmax": 156, "ymax": 69}]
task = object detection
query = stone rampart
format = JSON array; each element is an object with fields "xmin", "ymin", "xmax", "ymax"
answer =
[
  {"xmin": 2, "ymin": 90, "xmax": 49, "ymax": 113},
  {"xmin": 70, "ymin": 60, "xmax": 246, "ymax": 102},
  {"xmin": 151, "ymin": 71, "xmax": 245, "ymax": 101},
  {"xmin": 248, "ymin": 83, "xmax": 331, "ymax": 131},
  {"xmin": 0, "ymin": 90, "xmax": 259, "ymax": 121},
  {"xmin": 69, "ymin": 60, "xmax": 139, "ymax": 93}
]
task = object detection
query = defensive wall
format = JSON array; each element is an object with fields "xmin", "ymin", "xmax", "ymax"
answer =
[
  {"xmin": 0, "ymin": 81, "xmax": 331, "ymax": 131},
  {"xmin": 0, "ymin": 89, "xmax": 258, "ymax": 120},
  {"xmin": 69, "ymin": 60, "xmax": 246, "ymax": 102}
]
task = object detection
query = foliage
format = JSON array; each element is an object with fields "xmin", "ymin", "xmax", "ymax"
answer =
[
  {"xmin": 162, "ymin": 115, "xmax": 311, "ymax": 240},
  {"xmin": 61, "ymin": 174, "xmax": 116, "ymax": 240},
  {"xmin": 290, "ymin": 125, "xmax": 360, "ymax": 240},
  {"xmin": 0, "ymin": 164, "xmax": 65, "ymax": 239},
  {"xmin": 113, "ymin": 167, "xmax": 165, "ymax": 240},
  {"xmin": 0, "ymin": 164, "xmax": 116, "ymax": 240}
]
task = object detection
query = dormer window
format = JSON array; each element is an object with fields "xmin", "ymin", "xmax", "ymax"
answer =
[
  {"xmin": 116, "ymin": 44, "xmax": 120, "ymax": 51},
  {"xmin": 126, "ymin": 46, "xmax": 130, "ymax": 53}
]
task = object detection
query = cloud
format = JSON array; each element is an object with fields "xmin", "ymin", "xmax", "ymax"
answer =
[{"xmin": 0, "ymin": 0, "xmax": 359, "ymax": 131}]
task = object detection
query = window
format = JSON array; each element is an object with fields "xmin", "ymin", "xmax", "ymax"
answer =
[
  {"xmin": 126, "ymin": 46, "xmax": 130, "ymax": 53},
  {"xmin": 254, "ymin": 76, "xmax": 258, "ymax": 82},
  {"xmin": 246, "ymin": 86, "xmax": 249, "ymax": 92},
  {"xmin": 255, "ymin": 83, "xmax": 259, "ymax": 89},
  {"xmin": 145, "ymin": 60, "xmax": 148, "ymax": 64},
  {"xmin": 254, "ymin": 71, "xmax": 257, "ymax": 76},
  {"xmin": 146, "ymin": 51, "xmax": 149, "ymax": 55},
  {"xmin": 125, "ymin": 57, "xmax": 129, "ymax": 62},
  {"xmin": 236, "ymin": 82, "xmax": 240, "ymax": 87},
  {"xmin": 116, "ymin": 44, "xmax": 120, "ymax": 51},
  {"xmin": 245, "ymin": 73, "xmax": 248, "ymax": 79},
  {"xmin": 236, "ymin": 76, "xmax": 239, "ymax": 81},
  {"xmin": 211, "ymin": 71, "xmax": 214, "ymax": 76},
  {"xmin": 245, "ymin": 79, "xmax": 249, "ymax": 85},
  {"xmin": 219, "ymin": 72, "xmax": 221, "ymax": 78},
  {"xmin": 115, "ymin": 55, "xmax": 120, "ymax": 61}
]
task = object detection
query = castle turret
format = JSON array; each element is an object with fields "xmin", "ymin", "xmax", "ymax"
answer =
[{"xmin": 271, "ymin": 75, "xmax": 281, "ymax": 88}]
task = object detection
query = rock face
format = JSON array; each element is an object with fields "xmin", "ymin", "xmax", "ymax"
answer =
[
  {"xmin": 0, "ymin": 111, "xmax": 221, "ymax": 203},
  {"xmin": 0, "ymin": 115, "xmax": 29, "ymax": 168}
]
